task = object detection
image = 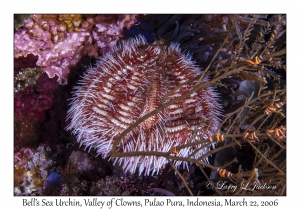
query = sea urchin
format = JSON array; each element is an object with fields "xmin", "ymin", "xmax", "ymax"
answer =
[{"xmin": 66, "ymin": 35, "xmax": 221, "ymax": 175}]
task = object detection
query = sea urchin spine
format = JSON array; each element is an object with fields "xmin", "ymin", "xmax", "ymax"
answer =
[{"xmin": 66, "ymin": 35, "xmax": 221, "ymax": 175}]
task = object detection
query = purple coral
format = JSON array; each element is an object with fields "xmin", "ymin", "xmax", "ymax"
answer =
[
  {"xmin": 14, "ymin": 55, "xmax": 63, "ymax": 151},
  {"xmin": 14, "ymin": 145, "xmax": 54, "ymax": 196},
  {"xmin": 91, "ymin": 15, "xmax": 138, "ymax": 54},
  {"xmin": 14, "ymin": 14, "xmax": 137, "ymax": 85}
]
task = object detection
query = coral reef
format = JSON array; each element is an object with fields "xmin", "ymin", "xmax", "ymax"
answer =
[
  {"xmin": 65, "ymin": 150, "xmax": 110, "ymax": 180},
  {"xmin": 14, "ymin": 52, "xmax": 72, "ymax": 152},
  {"xmin": 14, "ymin": 14, "xmax": 137, "ymax": 85},
  {"xmin": 67, "ymin": 151, "xmax": 94, "ymax": 175},
  {"xmin": 14, "ymin": 14, "xmax": 286, "ymax": 196},
  {"xmin": 44, "ymin": 163, "xmax": 201, "ymax": 196},
  {"xmin": 14, "ymin": 60, "xmax": 60, "ymax": 151},
  {"xmin": 14, "ymin": 55, "xmax": 60, "ymax": 151},
  {"xmin": 14, "ymin": 14, "xmax": 31, "ymax": 30},
  {"xmin": 14, "ymin": 145, "xmax": 54, "ymax": 195},
  {"xmin": 14, "ymin": 67, "xmax": 43, "ymax": 93}
]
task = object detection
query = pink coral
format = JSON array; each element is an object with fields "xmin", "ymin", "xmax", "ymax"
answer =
[
  {"xmin": 14, "ymin": 14, "xmax": 137, "ymax": 85},
  {"xmin": 92, "ymin": 15, "xmax": 138, "ymax": 54}
]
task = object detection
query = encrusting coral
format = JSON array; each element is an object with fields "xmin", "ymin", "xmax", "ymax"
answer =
[
  {"xmin": 14, "ymin": 14, "xmax": 137, "ymax": 85},
  {"xmin": 14, "ymin": 145, "xmax": 54, "ymax": 195}
]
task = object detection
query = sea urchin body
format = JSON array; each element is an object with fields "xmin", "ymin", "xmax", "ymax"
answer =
[{"xmin": 66, "ymin": 35, "xmax": 221, "ymax": 175}]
